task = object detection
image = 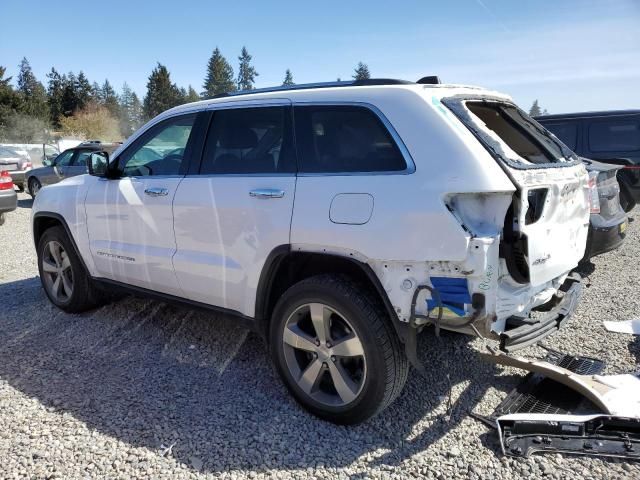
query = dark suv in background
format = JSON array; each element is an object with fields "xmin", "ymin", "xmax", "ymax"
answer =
[{"xmin": 536, "ymin": 110, "xmax": 640, "ymax": 212}]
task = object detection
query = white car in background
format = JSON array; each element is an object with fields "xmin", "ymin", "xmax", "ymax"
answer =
[{"xmin": 31, "ymin": 78, "xmax": 590, "ymax": 424}]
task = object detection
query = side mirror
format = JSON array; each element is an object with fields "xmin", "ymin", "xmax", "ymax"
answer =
[
  {"xmin": 43, "ymin": 159, "xmax": 52, "ymax": 166},
  {"xmin": 87, "ymin": 151, "xmax": 109, "ymax": 177}
]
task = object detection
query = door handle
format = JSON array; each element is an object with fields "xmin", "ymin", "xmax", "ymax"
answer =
[
  {"xmin": 249, "ymin": 188, "xmax": 285, "ymax": 199},
  {"xmin": 144, "ymin": 187, "xmax": 169, "ymax": 197}
]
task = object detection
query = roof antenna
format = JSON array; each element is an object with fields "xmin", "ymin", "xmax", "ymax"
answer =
[{"xmin": 417, "ymin": 76, "xmax": 441, "ymax": 85}]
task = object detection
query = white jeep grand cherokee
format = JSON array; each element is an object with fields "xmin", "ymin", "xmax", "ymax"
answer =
[{"xmin": 31, "ymin": 79, "xmax": 590, "ymax": 424}]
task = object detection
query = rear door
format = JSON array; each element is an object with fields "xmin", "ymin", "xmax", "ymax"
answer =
[
  {"xmin": 84, "ymin": 113, "xmax": 200, "ymax": 296},
  {"xmin": 172, "ymin": 102, "xmax": 296, "ymax": 316}
]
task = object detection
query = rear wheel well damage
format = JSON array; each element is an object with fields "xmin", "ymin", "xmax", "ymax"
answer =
[{"xmin": 255, "ymin": 249, "xmax": 406, "ymax": 343}]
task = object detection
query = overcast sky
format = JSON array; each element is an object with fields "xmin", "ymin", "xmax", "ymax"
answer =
[{"xmin": 1, "ymin": 0, "xmax": 638, "ymax": 114}]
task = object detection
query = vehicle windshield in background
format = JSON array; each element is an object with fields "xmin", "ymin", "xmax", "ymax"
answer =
[{"xmin": 466, "ymin": 102, "xmax": 574, "ymax": 165}]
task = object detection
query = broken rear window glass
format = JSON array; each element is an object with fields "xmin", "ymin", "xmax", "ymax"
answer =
[{"xmin": 466, "ymin": 102, "xmax": 569, "ymax": 165}]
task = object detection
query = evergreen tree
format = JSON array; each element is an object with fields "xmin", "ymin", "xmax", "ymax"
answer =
[
  {"xmin": 352, "ymin": 62, "xmax": 371, "ymax": 80},
  {"xmin": 529, "ymin": 100, "xmax": 542, "ymax": 117},
  {"xmin": 282, "ymin": 69, "xmax": 294, "ymax": 86},
  {"xmin": 16, "ymin": 57, "xmax": 49, "ymax": 119},
  {"xmin": 0, "ymin": 66, "xmax": 21, "ymax": 132},
  {"xmin": 202, "ymin": 47, "xmax": 236, "ymax": 97},
  {"xmin": 143, "ymin": 63, "xmax": 183, "ymax": 119},
  {"xmin": 75, "ymin": 71, "xmax": 93, "ymax": 110},
  {"xmin": 101, "ymin": 79, "xmax": 120, "ymax": 117},
  {"xmin": 130, "ymin": 92, "xmax": 144, "ymax": 130},
  {"xmin": 185, "ymin": 85, "xmax": 200, "ymax": 103},
  {"xmin": 91, "ymin": 81, "xmax": 102, "ymax": 103},
  {"xmin": 46, "ymin": 68, "xmax": 64, "ymax": 127},
  {"xmin": 61, "ymin": 72, "xmax": 78, "ymax": 116},
  {"xmin": 237, "ymin": 46, "xmax": 258, "ymax": 91}
]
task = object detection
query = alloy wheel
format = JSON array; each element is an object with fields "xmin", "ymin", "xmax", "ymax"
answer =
[
  {"xmin": 282, "ymin": 302, "xmax": 366, "ymax": 407},
  {"xmin": 41, "ymin": 240, "xmax": 74, "ymax": 302}
]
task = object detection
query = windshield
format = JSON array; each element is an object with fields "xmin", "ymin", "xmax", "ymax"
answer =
[{"xmin": 466, "ymin": 102, "xmax": 573, "ymax": 165}]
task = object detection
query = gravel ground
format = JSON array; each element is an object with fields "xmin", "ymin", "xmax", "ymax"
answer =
[{"xmin": 0, "ymin": 192, "xmax": 638, "ymax": 479}]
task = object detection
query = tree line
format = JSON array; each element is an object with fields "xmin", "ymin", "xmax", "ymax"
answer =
[{"xmin": 0, "ymin": 47, "xmax": 372, "ymax": 143}]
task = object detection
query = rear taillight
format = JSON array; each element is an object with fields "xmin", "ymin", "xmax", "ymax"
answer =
[
  {"xmin": 588, "ymin": 171, "xmax": 600, "ymax": 214},
  {"xmin": 0, "ymin": 171, "xmax": 13, "ymax": 190},
  {"xmin": 23, "ymin": 162, "xmax": 32, "ymax": 170}
]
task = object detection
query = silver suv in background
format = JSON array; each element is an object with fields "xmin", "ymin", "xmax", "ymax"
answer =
[{"xmin": 26, "ymin": 142, "xmax": 120, "ymax": 197}]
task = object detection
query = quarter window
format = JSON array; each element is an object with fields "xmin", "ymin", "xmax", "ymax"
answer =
[
  {"xmin": 294, "ymin": 105, "xmax": 407, "ymax": 173},
  {"xmin": 200, "ymin": 107, "xmax": 295, "ymax": 174},
  {"xmin": 118, "ymin": 114, "xmax": 196, "ymax": 177},
  {"xmin": 589, "ymin": 119, "xmax": 640, "ymax": 153}
]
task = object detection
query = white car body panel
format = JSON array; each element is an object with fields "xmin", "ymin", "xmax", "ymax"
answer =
[
  {"xmin": 31, "ymin": 83, "xmax": 590, "ymax": 340},
  {"xmin": 172, "ymin": 175, "xmax": 296, "ymax": 315}
]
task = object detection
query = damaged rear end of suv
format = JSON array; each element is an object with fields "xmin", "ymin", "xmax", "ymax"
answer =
[
  {"xmin": 401, "ymin": 87, "xmax": 590, "ymax": 355},
  {"xmin": 416, "ymin": 91, "xmax": 589, "ymax": 352}
]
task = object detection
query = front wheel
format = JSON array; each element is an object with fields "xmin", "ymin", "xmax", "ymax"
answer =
[
  {"xmin": 37, "ymin": 225, "xmax": 101, "ymax": 312},
  {"xmin": 270, "ymin": 275, "xmax": 408, "ymax": 424},
  {"xmin": 28, "ymin": 178, "xmax": 41, "ymax": 198}
]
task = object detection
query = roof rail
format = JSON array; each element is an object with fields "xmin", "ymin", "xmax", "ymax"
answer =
[{"xmin": 212, "ymin": 78, "xmax": 415, "ymax": 99}]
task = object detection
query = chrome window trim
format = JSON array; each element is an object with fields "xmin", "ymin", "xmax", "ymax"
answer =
[{"xmin": 292, "ymin": 101, "xmax": 416, "ymax": 176}]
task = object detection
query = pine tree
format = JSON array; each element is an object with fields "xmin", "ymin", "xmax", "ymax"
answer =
[
  {"xmin": 101, "ymin": 79, "xmax": 120, "ymax": 117},
  {"xmin": 529, "ymin": 100, "xmax": 542, "ymax": 117},
  {"xmin": 237, "ymin": 46, "xmax": 258, "ymax": 91},
  {"xmin": 91, "ymin": 81, "xmax": 101, "ymax": 103},
  {"xmin": 352, "ymin": 62, "xmax": 371, "ymax": 80},
  {"xmin": 61, "ymin": 72, "xmax": 78, "ymax": 116},
  {"xmin": 16, "ymin": 57, "xmax": 49, "ymax": 120},
  {"xmin": 185, "ymin": 85, "xmax": 200, "ymax": 103},
  {"xmin": 118, "ymin": 83, "xmax": 146, "ymax": 138},
  {"xmin": 75, "ymin": 71, "xmax": 93, "ymax": 110},
  {"xmin": 282, "ymin": 69, "xmax": 294, "ymax": 86},
  {"xmin": 202, "ymin": 47, "xmax": 236, "ymax": 98},
  {"xmin": 0, "ymin": 66, "xmax": 21, "ymax": 133},
  {"xmin": 143, "ymin": 63, "xmax": 183, "ymax": 119},
  {"xmin": 46, "ymin": 68, "xmax": 64, "ymax": 127}
]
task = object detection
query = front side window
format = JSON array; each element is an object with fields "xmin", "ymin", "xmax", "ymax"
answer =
[
  {"xmin": 200, "ymin": 106, "xmax": 295, "ymax": 174},
  {"xmin": 55, "ymin": 150, "xmax": 75, "ymax": 167},
  {"xmin": 118, "ymin": 114, "xmax": 196, "ymax": 177},
  {"xmin": 589, "ymin": 119, "xmax": 640, "ymax": 153},
  {"xmin": 294, "ymin": 105, "xmax": 406, "ymax": 173},
  {"xmin": 73, "ymin": 149, "xmax": 93, "ymax": 167}
]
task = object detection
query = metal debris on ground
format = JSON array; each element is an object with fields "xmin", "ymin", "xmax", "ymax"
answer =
[{"xmin": 603, "ymin": 319, "xmax": 640, "ymax": 335}]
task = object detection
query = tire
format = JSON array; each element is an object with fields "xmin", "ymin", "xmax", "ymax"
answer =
[
  {"xmin": 28, "ymin": 178, "xmax": 41, "ymax": 198},
  {"xmin": 269, "ymin": 274, "xmax": 408, "ymax": 424},
  {"xmin": 16, "ymin": 183, "xmax": 24, "ymax": 192},
  {"xmin": 37, "ymin": 225, "xmax": 102, "ymax": 313},
  {"xmin": 0, "ymin": 213, "xmax": 4, "ymax": 226}
]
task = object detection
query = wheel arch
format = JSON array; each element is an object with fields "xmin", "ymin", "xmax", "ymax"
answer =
[
  {"xmin": 255, "ymin": 246, "xmax": 405, "ymax": 342},
  {"xmin": 32, "ymin": 212, "xmax": 89, "ymax": 273}
]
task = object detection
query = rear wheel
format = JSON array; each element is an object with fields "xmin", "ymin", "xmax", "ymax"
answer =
[
  {"xmin": 37, "ymin": 226, "xmax": 101, "ymax": 312},
  {"xmin": 270, "ymin": 274, "xmax": 408, "ymax": 424},
  {"xmin": 28, "ymin": 178, "xmax": 41, "ymax": 198}
]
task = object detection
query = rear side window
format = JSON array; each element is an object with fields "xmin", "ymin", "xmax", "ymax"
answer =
[
  {"xmin": 589, "ymin": 119, "xmax": 640, "ymax": 153},
  {"xmin": 466, "ymin": 102, "xmax": 567, "ymax": 164},
  {"xmin": 294, "ymin": 105, "xmax": 406, "ymax": 173},
  {"xmin": 542, "ymin": 122, "xmax": 578, "ymax": 151},
  {"xmin": 200, "ymin": 106, "xmax": 295, "ymax": 174}
]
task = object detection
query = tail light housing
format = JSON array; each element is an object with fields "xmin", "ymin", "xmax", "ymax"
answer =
[
  {"xmin": 23, "ymin": 162, "xmax": 32, "ymax": 170},
  {"xmin": 587, "ymin": 171, "xmax": 601, "ymax": 214},
  {"xmin": 0, "ymin": 170, "xmax": 14, "ymax": 190}
]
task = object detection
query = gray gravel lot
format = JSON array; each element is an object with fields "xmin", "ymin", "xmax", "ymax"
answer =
[{"xmin": 0, "ymin": 192, "xmax": 638, "ymax": 479}]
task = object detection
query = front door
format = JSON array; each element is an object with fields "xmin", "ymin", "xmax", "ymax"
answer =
[
  {"xmin": 84, "ymin": 113, "xmax": 199, "ymax": 296},
  {"xmin": 172, "ymin": 103, "xmax": 297, "ymax": 316}
]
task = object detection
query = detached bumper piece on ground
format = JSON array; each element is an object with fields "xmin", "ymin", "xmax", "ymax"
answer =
[{"xmin": 479, "ymin": 349, "xmax": 640, "ymax": 461}]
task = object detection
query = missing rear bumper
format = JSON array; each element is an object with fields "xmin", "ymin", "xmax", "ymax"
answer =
[{"xmin": 500, "ymin": 275, "xmax": 582, "ymax": 353}]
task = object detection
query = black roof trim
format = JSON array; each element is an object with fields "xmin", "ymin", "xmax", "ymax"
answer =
[
  {"xmin": 211, "ymin": 78, "xmax": 416, "ymax": 99},
  {"xmin": 535, "ymin": 109, "xmax": 640, "ymax": 121}
]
